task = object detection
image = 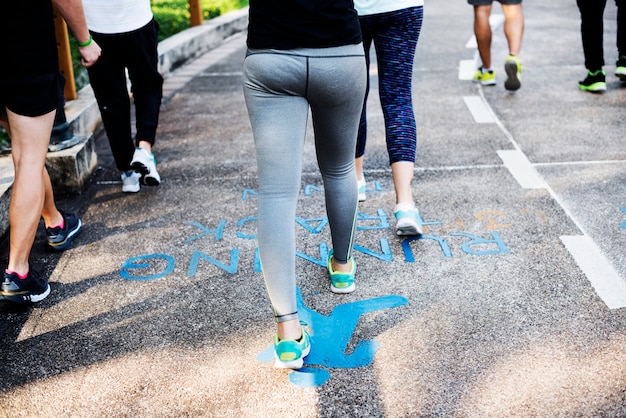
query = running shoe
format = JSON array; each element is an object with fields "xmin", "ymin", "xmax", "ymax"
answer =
[
  {"xmin": 394, "ymin": 203, "xmax": 423, "ymax": 236},
  {"xmin": 274, "ymin": 327, "xmax": 311, "ymax": 369},
  {"xmin": 131, "ymin": 147, "xmax": 161, "ymax": 186},
  {"xmin": 358, "ymin": 177, "xmax": 367, "ymax": 202},
  {"xmin": 616, "ymin": 56, "xmax": 626, "ymax": 81},
  {"xmin": 579, "ymin": 70, "xmax": 606, "ymax": 92},
  {"xmin": 46, "ymin": 210, "xmax": 82, "ymax": 251},
  {"xmin": 1, "ymin": 269, "xmax": 50, "ymax": 303},
  {"xmin": 327, "ymin": 249, "xmax": 356, "ymax": 294},
  {"xmin": 504, "ymin": 55, "xmax": 522, "ymax": 91},
  {"xmin": 473, "ymin": 67, "xmax": 496, "ymax": 86},
  {"xmin": 121, "ymin": 171, "xmax": 141, "ymax": 193}
]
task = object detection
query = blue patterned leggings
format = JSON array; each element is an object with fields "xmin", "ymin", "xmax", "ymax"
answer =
[{"xmin": 356, "ymin": 6, "xmax": 424, "ymax": 165}]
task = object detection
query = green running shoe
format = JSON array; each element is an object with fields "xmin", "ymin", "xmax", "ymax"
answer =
[
  {"xmin": 579, "ymin": 70, "xmax": 606, "ymax": 92},
  {"xmin": 274, "ymin": 326, "xmax": 311, "ymax": 369},
  {"xmin": 327, "ymin": 249, "xmax": 356, "ymax": 294},
  {"xmin": 504, "ymin": 55, "xmax": 522, "ymax": 91},
  {"xmin": 473, "ymin": 67, "xmax": 496, "ymax": 86}
]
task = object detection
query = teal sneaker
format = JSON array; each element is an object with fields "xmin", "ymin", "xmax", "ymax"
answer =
[
  {"xmin": 358, "ymin": 177, "xmax": 367, "ymax": 202},
  {"xmin": 274, "ymin": 326, "xmax": 311, "ymax": 369},
  {"xmin": 504, "ymin": 55, "xmax": 522, "ymax": 91},
  {"xmin": 616, "ymin": 56, "xmax": 626, "ymax": 81},
  {"xmin": 327, "ymin": 249, "xmax": 356, "ymax": 294},
  {"xmin": 394, "ymin": 203, "xmax": 423, "ymax": 236},
  {"xmin": 579, "ymin": 70, "xmax": 606, "ymax": 92},
  {"xmin": 473, "ymin": 67, "xmax": 496, "ymax": 86}
]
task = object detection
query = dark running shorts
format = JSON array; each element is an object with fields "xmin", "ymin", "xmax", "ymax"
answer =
[
  {"xmin": 0, "ymin": 0, "xmax": 64, "ymax": 117},
  {"xmin": 468, "ymin": 0, "xmax": 522, "ymax": 5},
  {"xmin": 0, "ymin": 72, "xmax": 64, "ymax": 118}
]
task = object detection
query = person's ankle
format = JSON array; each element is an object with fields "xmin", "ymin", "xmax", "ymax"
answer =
[{"xmin": 332, "ymin": 258, "xmax": 352, "ymax": 273}]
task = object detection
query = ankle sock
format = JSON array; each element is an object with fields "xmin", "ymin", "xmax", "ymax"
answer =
[
  {"xmin": 5, "ymin": 269, "xmax": 28, "ymax": 279},
  {"xmin": 49, "ymin": 218, "xmax": 64, "ymax": 229}
]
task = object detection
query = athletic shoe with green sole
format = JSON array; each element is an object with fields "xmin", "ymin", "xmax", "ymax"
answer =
[{"xmin": 579, "ymin": 70, "xmax": 606, "ymax": 92}]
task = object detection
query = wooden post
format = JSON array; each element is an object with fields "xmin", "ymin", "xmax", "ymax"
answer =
[
  {"xmin": 52, "ymin": 5, "xmax": 77, "ymax": 100},
  {"xmin": 189, "ymin": 0, "xmax": 203, "ymax": 27}
]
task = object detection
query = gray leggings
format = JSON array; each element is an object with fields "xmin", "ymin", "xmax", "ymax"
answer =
[{"xmin": 243, "ymin": 44, "xmax": 366, "ymax": 322}]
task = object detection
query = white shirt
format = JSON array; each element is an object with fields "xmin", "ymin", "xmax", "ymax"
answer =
[
  {"xmin": 354, "ymin": 0, "xmax": 424, "ymax": 16},
  {"xmin": 83, "ymin": 0, "xmax": 153, "ymax": 34}
]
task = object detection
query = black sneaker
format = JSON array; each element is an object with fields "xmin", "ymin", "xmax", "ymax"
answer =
[
  {"xmin": 46, "ymin": 210, "xmax": 82, "ymax": 251},
  {"xmin": 1, "ymin": 270, "xmax": 50, "ymax": 303},
  {"xmin": 616, "ymin": 56, "xmax": 626, "ymax": 81},
  {"xmin": 579, "ymin": 70, "xmax": 606, "ymax": 92}
]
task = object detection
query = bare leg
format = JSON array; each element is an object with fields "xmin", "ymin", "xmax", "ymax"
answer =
[
  {"xmin": 391, "ymin": 161, "xmax": 415, "ymax": 206},
  {"xmin": 501, "ymin": 4, "xmax": 524, "ymax": 56},
  {"xmin": 6, "ymin": 109, "xmax": 55, "ymax": 275},
  {"xmin": 355, "ymin": 155, "xmax": 365, "ymax": 181},
  {"xmin": 474, "ymin": 5, "xmax": 493, "ymax": 69},
  {"xmin": 138, "ymin": 139, "xmax": 152, "ymax": 155},
  {"xmin": 277, "ymin": 318, "xmax": 302, "ymax": 340}
]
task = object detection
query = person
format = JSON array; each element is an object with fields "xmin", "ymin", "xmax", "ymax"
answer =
[
  {"xmin": 353, "ymin": 0, "xmax": 425, "ymax": 237},
  {"xmin": 243, "ymin": 0, "xmax": 366, "ymax": 369},
  {"xmin": 83, "ymin": 0, "xmax": 164, "ymax": 193},
  {"xmin": 469, "ymin": 0, "xmax": 524, "ymax": 91},
  {"xmin": 0, "ymin": 0, "xmax": 101, "ymax": 303},
  {"xmin": 577, "ymin": 0, "xmax": 626, "ymax": 92}
]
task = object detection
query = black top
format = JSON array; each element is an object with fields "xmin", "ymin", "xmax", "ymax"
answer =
[
  {"xmin": 1, "ymin": 0, "xmax": 58, "ymax": 78},
  {"xmin": 247, "ymin": 0, "xmax": 362, "ymax": 49}
]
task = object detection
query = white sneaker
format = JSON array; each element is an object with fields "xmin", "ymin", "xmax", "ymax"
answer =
[
  {"xmin": 121, "ymin": 171, "xmax": 141, "ymax": 193},
  {"xmin": 131, "ymin": 147, "xmax": 161, "ymax": 186},
  {"xmin": 394, "ymin": 203, "xmax": 423, "ymax": 236},
  {"xmin": 357, "ymin": 178, "xmax": 367, "ymax": 202}
]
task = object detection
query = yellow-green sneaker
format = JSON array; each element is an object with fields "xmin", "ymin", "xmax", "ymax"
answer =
[
  {"xmin": 327, "ymin": 249, "xmax": 356, "ymax": 294},
  {"xmin": 473, "ymin": 67, "xmax": 496, "ymax": 86},
  {"xmin": 504, "ymin": 55, "xmax": 522, "ymax": 91}
]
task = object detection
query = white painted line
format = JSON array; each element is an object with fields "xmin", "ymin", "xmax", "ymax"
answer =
[
  {"xmin": 561, "ymin": 235, "xmax": 626, "ymax": 309},
  {"xmin": 463, "ymin": 96, "xmax": 496, "ymax": 123},
  {"xmin": 459, "ymin": 59, "xmax": 477, "ymax": 80},
  {"xmin": 465, "ymin": 36, "xmax": 477, "ymax": 49},
  {"xmin": 497, "ymin": 150, "xmax": 546, "ymax": 189}
]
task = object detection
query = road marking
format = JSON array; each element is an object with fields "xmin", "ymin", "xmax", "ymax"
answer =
[
  {"xmin": 561, "ymin": 235, "xmax": 626, "ymax": 309},
  {"xmin": 497, "ymin": 149, "xmax": 547, "ymax": 189},
  {"xmin": 463, "ymin": 96, "xmax": 496, "ymax": 123},
  {"xmin": 459, "ymin": 58, "xmax": 477, "ymax": 80}
]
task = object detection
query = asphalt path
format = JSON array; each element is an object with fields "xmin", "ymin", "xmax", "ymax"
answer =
[{"xmin": 1, "ymin": 0, "xmax": 626, "ymax": 416}]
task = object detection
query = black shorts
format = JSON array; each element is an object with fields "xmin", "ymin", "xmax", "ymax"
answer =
[
  {"xmin": 468, "ymin": 0, "xmax": 522, "ymax": 5},
  {"xmin": 0, "ymin": 0, "xmax": 64, "ymax": 117},
  {"xmin": 0, "ymin": 72, "xmax": 64, "ymax": 118}
]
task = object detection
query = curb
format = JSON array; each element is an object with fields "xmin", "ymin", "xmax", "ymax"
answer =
[{"xmin": 0, "ymin": 8, "xmax": 249, "ymax": 239}]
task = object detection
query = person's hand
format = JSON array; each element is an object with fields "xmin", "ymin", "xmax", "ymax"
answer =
[{"xmin": 79, "ymin": 41, "xmax": 101, "ymax": 67}]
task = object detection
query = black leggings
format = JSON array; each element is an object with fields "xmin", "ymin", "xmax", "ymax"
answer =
[
  {"xmin": 88, "ymin": 19, "xmax": 163, "ymax": 171},
  {"xmin": 577, "ymin": 0, "xmax": 626, "ymax": 71}
]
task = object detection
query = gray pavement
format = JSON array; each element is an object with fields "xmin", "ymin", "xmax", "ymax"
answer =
[{"xmin": 2, "ymin": 0, "xmax": 626, "ymax": 416}]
